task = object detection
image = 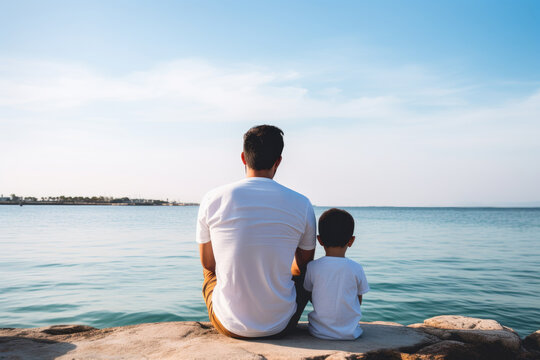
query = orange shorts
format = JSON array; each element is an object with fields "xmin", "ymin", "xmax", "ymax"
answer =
[{"xmin": 202, "ymin": 269, "xmax": 246, "ymax": 338}]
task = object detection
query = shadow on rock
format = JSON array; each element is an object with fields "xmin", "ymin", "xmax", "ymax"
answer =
[{"xmin": 0, "ymin": 336, "xmax": 76, "ymax": 360}]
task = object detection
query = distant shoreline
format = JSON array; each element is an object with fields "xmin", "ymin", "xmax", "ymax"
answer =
[
  {"xmin": 0, "ymin": 201, "xmax": 198, "ymax": 206},
  {"xmin": 1, "ymin": 202, "xmax": 539, "ymax": 208}
]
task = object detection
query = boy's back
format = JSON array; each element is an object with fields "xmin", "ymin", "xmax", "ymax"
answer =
[{"xmin": 304, "ymin": 256, "xmax": 369, "ymax": 340}]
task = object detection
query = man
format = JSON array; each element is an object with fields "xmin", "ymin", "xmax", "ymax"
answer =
[{"xmin": 197, "ymin": 125, "xmax": 316, "ymax": 338}]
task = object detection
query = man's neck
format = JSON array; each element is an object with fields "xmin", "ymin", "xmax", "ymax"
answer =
[{"xmin": 245, "ymin": 168, "xmax": 275, "ymax": 179}]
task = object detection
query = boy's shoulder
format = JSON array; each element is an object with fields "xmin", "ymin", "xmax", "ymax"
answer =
[
  {"xmin": 306, "ymin": 256, "xmax": 327, "ymax": 273},
  {"xmin": 345, "ymin": 257, "xmax": 364, "ymax": 268},
  {"xmin": 307, "ymin": 256, "xmax": 364, "ymax": 272}
]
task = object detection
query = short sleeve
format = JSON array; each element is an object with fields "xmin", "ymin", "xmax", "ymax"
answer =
[
  {"xmin": 356, "ymin": 264, "xmax": 370, "ymax": 295},
  {"xmin": 303, "ymin": 262, "xmax": 314, "ymax": 292},
  {"xmin": 298, "ymin": 202, "xmax": 316, "ymax": 250},
  {"xmin": 195, "ymin": 195, "xmax": 211, "ymax": 244}
]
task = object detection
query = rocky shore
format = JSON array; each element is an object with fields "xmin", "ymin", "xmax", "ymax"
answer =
[{"xmin": 1, "ymin": 315, "xmax": 539, "ymax": 359}]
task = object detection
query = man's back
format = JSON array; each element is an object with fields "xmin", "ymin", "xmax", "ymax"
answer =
[{"xmin": 197, "ymin": 177, "xmax": 316, "ymax": 337}]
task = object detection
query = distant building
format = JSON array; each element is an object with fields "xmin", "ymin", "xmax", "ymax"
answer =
[
  {"xmin": 0, "ymin": 197, "xmax": 11, "ymax": 201},
  {"xmin": 131, "ymin": 198, "xmax": 151, "ymax": 204}
]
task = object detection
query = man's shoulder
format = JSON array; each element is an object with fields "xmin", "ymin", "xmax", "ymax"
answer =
[
  {"xmin": 272, "ymin": 180, "xmax": 312, "ymax": 204},
  {"xmin": 201, "ymin": 179, "xmax": 245, "ymax": 201}
]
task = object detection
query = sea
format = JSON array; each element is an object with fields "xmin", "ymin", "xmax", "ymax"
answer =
[{"xmin": 1, "ymin": 205, "xmax": 539, "ymax": 337}]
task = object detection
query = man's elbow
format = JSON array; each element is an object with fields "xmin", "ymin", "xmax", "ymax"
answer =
[
  {"xmin": 201, "ymin": 260, "xmax": 215, "ymax": 273},
  {"xmin": 199, "ymin": 243, "xmax": 216, "ymax": 273},
  {"xmin": 296, "ymin": 248, "xmax": 315, "ymax": 269}
]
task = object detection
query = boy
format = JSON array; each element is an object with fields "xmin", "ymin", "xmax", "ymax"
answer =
[{"xmin": 303, "ymin": 208, "xmax": 370, "ymax": 340}]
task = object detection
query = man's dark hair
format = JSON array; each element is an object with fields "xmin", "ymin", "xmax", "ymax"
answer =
[
  {"xmin": 318, "ymin": 208, "xmax": 355, "ymax": 247},
  {"xmin": 243, "ymin": 125, "xmax": 284, "ymax": 170}
]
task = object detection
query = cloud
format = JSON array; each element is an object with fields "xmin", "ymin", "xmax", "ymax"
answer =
[{"xmin": 0, "ymin": 58, "xmax": 472, "ymax": 124}]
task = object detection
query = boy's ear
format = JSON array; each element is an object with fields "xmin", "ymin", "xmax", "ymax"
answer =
[
  {"xmin": 347, "ymin": 236, "xmax": 356, "ymax": 248},
  {"xmin": 317, "ymin": 235, "xmax": 323, "ymax": 246}
]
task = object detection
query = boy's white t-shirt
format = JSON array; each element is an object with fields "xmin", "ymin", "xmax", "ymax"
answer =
[
  {"xmin": 303, "ymin": 256, "xmax": 370, "ymax": 340},
  {"xmin": 196, "ymin": 177, "xmax": 316, "ymax": 337}
]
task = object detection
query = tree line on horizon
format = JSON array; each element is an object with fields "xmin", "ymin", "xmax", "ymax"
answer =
[{"xmin": 1, "ymin": 194, "xmax": 186, "ymax": 205}]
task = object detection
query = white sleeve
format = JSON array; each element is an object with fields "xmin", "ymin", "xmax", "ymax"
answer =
[
  {"xmin": 356, "ymin": 265, "xmax": 370, "ymax": 295},
  {"xmin": 195, "ymin": 195, "xmax": 211, "ymax": 244},
  {"xmin": 303, "ymin": 263, "xmax": 314, "ymax": 292},
  {"xmin": 298, "ymin": 202, "xmax": 316, "ymax": 250}
]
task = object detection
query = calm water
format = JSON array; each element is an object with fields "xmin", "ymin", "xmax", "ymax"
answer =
[{"xmin": 1, "ymin": 206, "xmax": 539, "ymax": 337}]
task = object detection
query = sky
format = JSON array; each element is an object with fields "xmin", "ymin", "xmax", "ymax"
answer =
[{"xmin": 1, "ymin": 0, "xmax": 539, "ymax": 206}]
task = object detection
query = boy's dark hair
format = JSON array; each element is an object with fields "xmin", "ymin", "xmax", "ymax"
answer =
[
  {"xmin": 318, "ymin": 208, "xmax": 355, "ymax": 247},
  {"xmin": 243, "ymin": 125, "xmax": 284, "ymax": 170}
]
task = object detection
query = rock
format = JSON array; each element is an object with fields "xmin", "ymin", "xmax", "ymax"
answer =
[
  {"xmin": 358, "ymin": 349, "xmax": 404, "ymax": 360},
  {"xmin": 517, "ymin": 351, "xmax": 540, "ymax": 360},
  {"xmin": 409, "ymin": 315, "xmax": 522, "ymax": 355},
  {"xmin": 368, "ymin": 321, "xmax": 405, "ymax": 327},
  {"xmin": 324, "ymin": 351, "xmax": 357, "ymax": 360},
  {"xmin": 0, "ymin": 321, "xmax": 438, "ymax": 360},
  {"xmin": 424, "ymin": 316, "xmax": 504, "ymax": 331},
  {"xmin": 41, "ymin": 324, "xmax": 96, "ymax": 335},
  {"xmin": 523, "ymin": 330, "xmax": 540, "ymax": 352},
  {"xmin": 415, "ymin": 340, "xmax": 480, "ymax": 360},
  {"xmin": 409, "ymin": 323, "xmax": 454, "ymax": 340}
]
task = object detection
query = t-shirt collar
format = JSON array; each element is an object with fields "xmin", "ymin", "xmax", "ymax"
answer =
[{"xmin": 243, "ymin": 177, "xmax": 275, "ymax": 182}]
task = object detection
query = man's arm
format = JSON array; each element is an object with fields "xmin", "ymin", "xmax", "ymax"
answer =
[
  {"xmin": 199, "ymin": 242, "xmax": 216, "ymax": 273},
  {"xmin": 291, "ymin": 247, "xmax": 315, "ymax": 276},
  {"xmin": 358, "ymin": 295, "xmax": 363, "ymax": 305},
  {"xmin": 292, "ymin": 202, "xmax": 316, "ymax": 276}
]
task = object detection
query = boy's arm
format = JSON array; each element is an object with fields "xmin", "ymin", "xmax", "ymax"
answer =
[
  {"xmin": 199, "ymin": 242, "xmax": 216, "ymax": 273},
  {"xmin": 291, "ymin": 248, "xmax": 315, "ymax": 276},
  {"xmin": 356, "ymin": 264, "xmax": 369, "ymax": 305}
]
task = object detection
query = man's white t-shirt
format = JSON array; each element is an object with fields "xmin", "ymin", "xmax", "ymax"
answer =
[
  {"xmin": 303, "ymin": 256, "xmax": 370, "ymax": 340},
  {"xmin": 196, "ymin": 177, "xmax": 316, "ymax": 337}
]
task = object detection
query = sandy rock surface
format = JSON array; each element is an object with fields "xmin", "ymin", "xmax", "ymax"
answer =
[
  {"xmin": 1, "ymin": 316, "xmax": 536, "ymax": 359},
  {"xmin": 0, "ymin": 321, "xmax": 436, "ymax": 360},
  {"xmin": 409, "ymin": 315, "xmax": 522, "ymax": 352},
  {"xmin": 424, "ymin": 315, "xmax": 504, "ymax": 331}
]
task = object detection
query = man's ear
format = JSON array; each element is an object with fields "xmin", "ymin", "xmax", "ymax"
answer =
[
  {"xmin": 241, "ymin": 152, "xmax": 247, "ymax": 165},
  {"xmin": 317, "ymin": 235, "xmax": 323, "ymax": 246},
  {"xmin": 347, "ymin": 236, "xmax": 356, "ymax": 248},
  {"xmin": 273, "ymin": 156, "xmax": 282, "ymax": 171}
]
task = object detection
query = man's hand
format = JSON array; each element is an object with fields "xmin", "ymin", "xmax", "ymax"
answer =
[
  {"xmin": 199, "ymin": 242, "xmax": 216, "ymax": 273},
  {"xmin": 291, "ymin": 248, "xmax": 315, "ymax": 276}
]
